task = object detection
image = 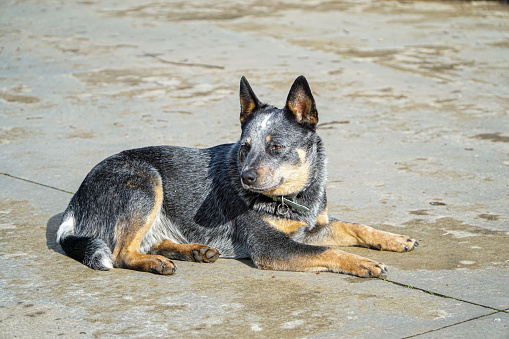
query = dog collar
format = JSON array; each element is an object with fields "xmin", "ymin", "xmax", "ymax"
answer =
[
  {"xmin": 262, "ymin": 194, "xmax": 310, "ymax": 214},
  {"xmin": 261, "ymin": 179, "xmax": 316, "ymax": 214}
]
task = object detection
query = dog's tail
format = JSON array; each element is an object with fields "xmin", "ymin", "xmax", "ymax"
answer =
[{"xmin": 56, "ymin": 212, "xmax": 113, "ymax": 271}]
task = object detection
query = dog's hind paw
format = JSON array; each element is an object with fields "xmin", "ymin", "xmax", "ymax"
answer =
[{"xmin": 192, "ymin": 246, "xmax": 220, "ymax": 263}]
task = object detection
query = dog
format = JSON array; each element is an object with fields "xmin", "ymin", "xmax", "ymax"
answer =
[{"xmin": 56, "ymin": 76, "xmax": 418, "ymax": 278}]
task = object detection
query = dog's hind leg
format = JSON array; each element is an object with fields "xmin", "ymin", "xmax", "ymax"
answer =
[
  {"xmin": 306, "ymin": 212, "xmax": 418, "ymax": 252},
  {"xmin": 111, "ymin": 175, "xmax": 177, "ymax": 275},
  {"xmin": 150, "ymin": 241, "xmax": 220, "ymax": 263}
]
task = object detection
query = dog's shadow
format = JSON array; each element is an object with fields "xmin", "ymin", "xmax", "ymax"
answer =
[{"xmin": 46, "ymin": 213, "xmax": 65, "ymax": 255}]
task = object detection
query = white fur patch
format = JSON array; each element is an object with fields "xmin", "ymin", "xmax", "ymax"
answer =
[
  {"xmin": 100, "ymin": 252, "xmax": 114, "ymax": 269},
  {"xmin": 56, "ymin": 213, "xmax": 75, "ymax": 243},
  {"xmin": 260, "ymin": 113, "xmax": 274, "ymax": 130}
]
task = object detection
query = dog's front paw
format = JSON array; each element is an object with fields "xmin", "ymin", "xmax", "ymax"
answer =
[
  {"xmin": 326, "ymin": 249, "xmax": 387, "ymax": 278},
  {"xmin": 351, "ymin": 258, "xmax": 387, "ymax": 278},
  {"xmin": 147, "ymin": 256, "xmax": 177, "ymax": 275},
  {"xmin": 192, "ymin": 246, "xmax": 220, "ymax": 263},
  {"xmin": 376, "ymin": 233, "xmax": 419, "ymax": 252}
]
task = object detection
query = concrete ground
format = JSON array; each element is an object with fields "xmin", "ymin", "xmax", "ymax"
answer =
[{"xmin": 1, "ymin": 0, "xmax": 508, "ymax": 337}]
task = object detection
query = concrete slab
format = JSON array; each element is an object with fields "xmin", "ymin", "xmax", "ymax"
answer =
[{"xmin": 1, "ymin": 0, "xmax": 508, "ymax": 337}]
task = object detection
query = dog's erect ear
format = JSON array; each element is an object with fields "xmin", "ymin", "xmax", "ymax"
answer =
[
  {"xmin": 239, "ymin": 76, "xmax": 260, "ymax": 125},
  {"xmin": 285, "ymin": 75, "xmax": 318, "ymax": 127}
]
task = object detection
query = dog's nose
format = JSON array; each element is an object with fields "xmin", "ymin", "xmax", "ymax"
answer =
[{"xmin": 241, "ymin": 169, "xmax": 257, "ymax": 186}]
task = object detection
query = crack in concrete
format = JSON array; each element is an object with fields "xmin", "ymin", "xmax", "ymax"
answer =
[{"xmin": 0, "ymin": 172, "xmax": 75, "ymax": 195}]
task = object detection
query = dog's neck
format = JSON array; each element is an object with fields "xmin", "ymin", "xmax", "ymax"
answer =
[{"xmin": 260, "ymin": 179, "xmax": 317, "ymax": 213}]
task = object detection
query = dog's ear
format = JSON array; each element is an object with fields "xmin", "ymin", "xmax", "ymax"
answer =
[
  {"xmin": 239, "ymin": 76, "xmax": 260, "ymax": 125},
  {"xmin": 285, "ymin": 75, "xmax": 318, "ymax": 127}
]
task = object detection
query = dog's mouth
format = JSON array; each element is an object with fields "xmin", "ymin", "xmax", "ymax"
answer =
[{"xmin": 242, "ymin": 177, "xmax": 285, "ymax": 194}]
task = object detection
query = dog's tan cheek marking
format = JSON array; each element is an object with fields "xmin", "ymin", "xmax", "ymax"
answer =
[
  {"xmin": 262, "ymin": 216, "xmax": 307, "ymax": 235},
  {"xmin": 296, "ymin": 148, "xmax": 306, "ymax": 163},
  {"xmin": 264, "ymin": 161, "xmax": 310, "ymax": 196}
]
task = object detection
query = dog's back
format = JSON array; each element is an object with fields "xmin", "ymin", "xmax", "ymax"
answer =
[{"xmin": 58, "ymin": 143, "xmax": 249, "ymax": 269}]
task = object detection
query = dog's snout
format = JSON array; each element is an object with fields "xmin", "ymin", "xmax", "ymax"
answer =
[{"xmin": 241, "ymin": 169, "xmax": 257, "ymax": 186}]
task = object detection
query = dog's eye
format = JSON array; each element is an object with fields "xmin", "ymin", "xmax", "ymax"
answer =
[
  {"xmin": 241, "ymin": 143, "xmax": 250, "ymax": 152},
  {"xmin": 239, "ymin": 143, "xmax": 250, "ymax": 163},
  {"xmin": 270, "ymin": 144, "xmax": 284, "ymax": 154}
]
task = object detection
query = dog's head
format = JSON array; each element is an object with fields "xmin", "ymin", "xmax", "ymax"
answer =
[{"xmin": 237, "ymin": 76, "xmax": 319, "ymax": 196}]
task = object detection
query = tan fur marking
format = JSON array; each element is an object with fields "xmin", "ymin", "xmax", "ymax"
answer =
[
  {"xmin": 266, "ymin": 135, "xmax": 272, "ymax": 143},
  {"xmin": 112, "ymin": 177, "xmax": 175, "ymax": 274},
  {"xmin": 316, "ymin": 207, "xmax": 329, "ymax": 226},
  {"xmin": 151, "ymin": 240, "xmax": 220, "ymax": 263},
  {"xmin": 153, "ymin": 241, "xmax": 201, "ymax": 253},
  {"xmin": 240, "ymin": 100, "xmax": 256, "ymax": 123},
  {"xmin": 129, "ymin": 182, "xmax": 163, "ymax": 254},
  {"xmin": 287, "ymin": 96, "xmax": 317, "ymax": 124},
  {"xmin": 296, "ymin": 148, "xmax": 306, "ymax": 163},
  {"xmin": 264, "ymin": 161, "xmax": 310, "ymax": 196},
  {"xmin": 310, "ymin": 220, "xmax": 416, "ymax": 252},
  {"xmin": 263, "ymin": 216, "xmax": 307, "ymax": 235}
]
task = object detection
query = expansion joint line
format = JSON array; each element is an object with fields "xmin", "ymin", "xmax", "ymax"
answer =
[
  {"xmin": 1, "ymin": 172, "xmax": 74, "ymax": 195},
  {"xmin": 380, "ymin": 277, "xmax": 505, "ymax": 338},
  {"xmin": 401, "ymin": 310, "xmax": 504, "ymax": 338},
  {"xmin": 379, "ymin": 277, "xmax": 501, "ymax": 311}
]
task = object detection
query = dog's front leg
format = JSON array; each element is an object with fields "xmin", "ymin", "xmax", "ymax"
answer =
[
  {"xmin": 242, "ymin": 216, "xmax": 387, "ymax": 277},
  {"xmin": 306, "ymin": 216, "xmax": 418, "ymax": 252},
  {"xmin": 254, "ymin": 246, "xmax": 388, "ymax": 278},
  {"xmin": 150, "ymin": 240, "xmax": 220, "ymax": 263}
]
